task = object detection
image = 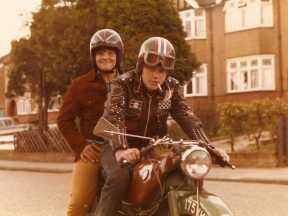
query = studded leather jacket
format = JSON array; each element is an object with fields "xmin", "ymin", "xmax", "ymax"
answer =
[{"xmin": 100, "ymin": 69, "xmax": 210, "ymax": 151}]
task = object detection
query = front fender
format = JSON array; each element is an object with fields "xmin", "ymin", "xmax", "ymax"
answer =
[{"xmin": 168, "ymin": 190, "xmax": 233, "ymax": 216}]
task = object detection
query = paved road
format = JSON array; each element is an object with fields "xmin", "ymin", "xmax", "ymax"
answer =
[
  {"xmin": 1, "ymin": 170, "xmax": 287, "ymax": 216},
  {"xmin": 206, "ymin": 181, "xmax": 288, "ymax": 216},
  {"xmin": 0, "ymin": 171, "xmax": 69, "ymax": 216}
]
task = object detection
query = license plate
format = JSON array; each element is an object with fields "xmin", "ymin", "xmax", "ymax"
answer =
[{"xmin": 178, "ymin": 196, "xmax": 209, "ymax": 216}]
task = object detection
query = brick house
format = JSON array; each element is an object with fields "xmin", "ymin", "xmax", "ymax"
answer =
[
  {"xmin": 172, "ymin": 0, "xmax": 288, "ymax": 113},
  {"xmin": 0, "ymin": 54, "xmax": 60, "ymax": 124}
]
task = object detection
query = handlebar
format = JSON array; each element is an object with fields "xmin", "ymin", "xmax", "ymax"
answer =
[{"xmin": 120, "ymin": 137, "xmax": 236, "ymax": 169}]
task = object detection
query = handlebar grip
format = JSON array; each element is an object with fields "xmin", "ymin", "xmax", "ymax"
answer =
[
  {"xmin": 205, "ymin": 145, "xmax": 236, "ymax": 169},
  {"xmin": 221, "ymin": 159, "xmax": 236, "ymax": 169}
]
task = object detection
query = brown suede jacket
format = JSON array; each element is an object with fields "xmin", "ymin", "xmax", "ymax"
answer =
[{"xmin": 57, "ymin": 70, "xmax": 107, "ymax": 160}]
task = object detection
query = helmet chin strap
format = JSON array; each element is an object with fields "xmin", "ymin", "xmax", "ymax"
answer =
[
  {"xmin": 100, "ymin": 69, "xmax": 115, "ymax": 74},
  {"xmin": 98, "ymin": 65, "xmax": 117, "ymax": 74},
  {"xmin": 98, "ymin": 68, "xmax": 117, "ymax": 83}
]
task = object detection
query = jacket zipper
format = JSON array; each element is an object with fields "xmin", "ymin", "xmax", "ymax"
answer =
[{"xmin": 143, "ymin": 95, "xmax": 152, "ymax": 136}]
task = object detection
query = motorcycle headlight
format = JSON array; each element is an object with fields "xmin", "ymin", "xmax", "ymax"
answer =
[{"xmin": 180, "ymin": 146, "xmax": 212, "ymax": 179}]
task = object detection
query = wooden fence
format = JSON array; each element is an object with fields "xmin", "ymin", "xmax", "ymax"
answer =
[{"xmin": 13, "ymin": 128, "xmax": 72, "ymax": 153}]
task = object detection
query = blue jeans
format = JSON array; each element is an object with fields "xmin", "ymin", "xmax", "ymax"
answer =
[{"xmin": 94, "ymin": 144, "xmax": 130, "ymax": 216}]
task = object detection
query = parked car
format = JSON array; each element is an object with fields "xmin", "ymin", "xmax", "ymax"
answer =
[{"xmin": 0, "ymin": 117, "xmax": 30, "ymax": 135}]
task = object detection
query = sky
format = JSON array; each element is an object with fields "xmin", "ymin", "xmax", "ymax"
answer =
[{"xmin": 0, "ymin": 0, "xmax": 41, "ymax": 57}]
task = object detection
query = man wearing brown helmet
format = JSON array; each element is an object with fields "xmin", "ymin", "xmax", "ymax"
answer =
[{"xmin": 57, "ymin": 29, "xmax": 124, "ymax": 216}]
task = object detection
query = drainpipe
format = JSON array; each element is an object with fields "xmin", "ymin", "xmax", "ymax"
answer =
[
  {"xmin": 276, "ymin": 0, "xmax": 284, "ymax": 97},
  {"xmin": 275, "ymin": 0, "xmax": 287, "ymax": 164},
  {"xmin": 207, "ymin": 6, "xmax": 215, "ymax": 104}
]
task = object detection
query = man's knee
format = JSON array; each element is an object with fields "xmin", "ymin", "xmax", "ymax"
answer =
[{"xmin": 105, "ymin": 168, "xmax": 130, "ymax": 189}]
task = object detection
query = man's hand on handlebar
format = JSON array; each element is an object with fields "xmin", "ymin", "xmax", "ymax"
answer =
[
  {"xmin": 214, "ymin": 148, "xmax": 230, "ymax": 162},
  {"xmin": 115, "ymin": 148, "xmax": 141, "ymax": 164}
]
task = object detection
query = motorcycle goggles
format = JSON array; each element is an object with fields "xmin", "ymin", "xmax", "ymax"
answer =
[{"xmin": 143, "ymin": 52, "xmax": 175, "ymax": 70}]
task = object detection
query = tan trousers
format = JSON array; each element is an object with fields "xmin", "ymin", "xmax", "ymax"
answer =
[{"xmin": 66, "ymin": 160, "xmax": 100, "ymax": 216}]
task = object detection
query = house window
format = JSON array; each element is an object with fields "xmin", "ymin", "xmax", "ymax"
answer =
[
  {"xmin": 179, "ymin": 9, "xmax": 206, "ymax": 39},
  {"xmin": 227, "ymin": 55, "xmax": 275, "ymax": 93},
  {"xmin": 224, "ymin": 0, "xmax": 273, "ymax": 32},
  {"xmin": 184, "ymin": 64, "xmax": 208, "ymax": 97},
  {"xmin": 17, "ymin": 97, "xmax": 32, "ymax": 115},
  {"xmin": 48, "ymin": 95, "xmax": 62, "ymax": 112}
]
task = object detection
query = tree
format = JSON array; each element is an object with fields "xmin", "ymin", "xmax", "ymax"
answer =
[
  {"xmin": 218, "ymin": 98, "xmax": 288, "ymax": 152},
  {"xmin": 8, "ymin": 0, "xmax": 199, "ymax": 130},
  {"xmin": 246, "ymin": 98, "xmax": 288, "ymax": 151},
  {"xmin": 218, "ymin": 102, "xmax": 248, "ymax": 152},
  {"xmin": 8, "ymin": 0, "xmax": 98, "ymax": 129},
  {"xmin": 96, "ymin": 0, "xmax": 199, "ymax": 82}
]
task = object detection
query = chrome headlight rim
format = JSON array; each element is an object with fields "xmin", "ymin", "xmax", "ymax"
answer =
[{"xmin": 180, "ymin": 146, "xmax": 212, "ymax": 179}]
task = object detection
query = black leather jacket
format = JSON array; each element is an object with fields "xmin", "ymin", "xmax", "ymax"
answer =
[{"xmin": 100, "ymin": 69, "xmax": 209, "ymax": 151}]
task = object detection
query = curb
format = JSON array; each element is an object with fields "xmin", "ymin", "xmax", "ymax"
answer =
[
  {"xmin": 0, "ymin": 166, "xmax": 72, "ymax": 173},
  {"xmin": 206, "ymin": 177, "xmax": 288, "ymax": 185},
  {"xmin": 1, "ymin": 159, "xmax": 287, "ymax": 185},
  {"xmin": 1, "ymin": 165, "xmax": 288, "ymax": 185}
]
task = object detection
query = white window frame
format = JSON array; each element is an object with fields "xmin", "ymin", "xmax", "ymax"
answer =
[
  {"xmin": 224, "ymin": 0, "xmax": 273, "ymax": 33},
  {"xmin": 184, "ymin": 64, "xmax": 208, "ymax": 97},
  {"xmin": 48, "ymin": 95, "xmax": 62, "ymax": 112},
  {"xmin": 17, "ymin": 97, "xmax": 33, "ymax": 115},
  {"xmin": 16, "ymin": 92, "xmax": 35, "ymax": 115},
  {"xmin": 179, "ymin": 9, "xmax": 207, "ymax": 40},
  {"xmin": 226, "ymin": 55, "xmax": 275, "ymax": 93}
]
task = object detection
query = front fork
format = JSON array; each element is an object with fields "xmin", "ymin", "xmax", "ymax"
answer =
[
  {"xmin": 167, "ymin": 179, "xmax": 203, "ymax": 216},
  {"xmin": 195, "ymin": 180, "xmax": 201, "ymax": 216},
  {"xmin": 167, "ymin": 179, "xmax": 233, "ymax": 216}
]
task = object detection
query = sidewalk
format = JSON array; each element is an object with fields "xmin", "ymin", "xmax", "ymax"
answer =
[
  {"xmin": 207, "ymin": 167, "xmax": 288, "ymax": 185},
  {"xmin": 0, "ymin": 160, "xmax": 72, "ymax": 173},
  {"xmin": 1, "ymin": 159, "xmax": 288, "ymax": 185}
]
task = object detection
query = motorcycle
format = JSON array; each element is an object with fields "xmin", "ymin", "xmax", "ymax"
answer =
[
  {"xmin": 92, "ymin": 119, "xmax": 235, "ymax": 216},
  {"xmin": 111, "ymin": 135, "xmax": 234, "ymax": 216}
]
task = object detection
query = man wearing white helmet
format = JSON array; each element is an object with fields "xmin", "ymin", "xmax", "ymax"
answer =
[
  {"xmin": 93, "ymin": 36, "xmax": 229, "ymax": 215},
  {"xmin": 57, "ymin": 29, "xmax": 124, "ymax": 216}
]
